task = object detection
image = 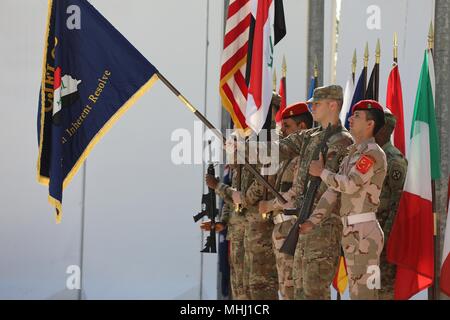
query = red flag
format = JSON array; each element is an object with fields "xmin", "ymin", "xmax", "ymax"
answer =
[
  {"xmin": 386, "ymin": 64, "xmax": 406, "ymax": 155},
  {"xmin": 246, "ymin": 0, "xmax": 275, "ymax": 134}
]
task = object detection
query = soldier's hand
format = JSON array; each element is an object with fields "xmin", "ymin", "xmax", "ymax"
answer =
[
  {"xmin": 232, "ymin": 191, "xmax": 242, "ymax": 205},
  {"xmin": 258, "ymin": 200, "xmax": 273, "ymax": 214},
  {"xmin": 205, "ymin": 174, "xmax": 219, "ymax": 189},
  {"xmin": 200, "ymin": 221, "xmax": 225, "ymax": 232},
  {"xmin": 309, "ymin": 153, "xmax": 324, "ymax": 177},
  {"xmin": 299, "ymin": 221, "xmax": 315, "ymax": 234}
]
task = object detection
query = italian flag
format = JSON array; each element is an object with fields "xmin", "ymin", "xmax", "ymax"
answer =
[
  {"xmin": 246, "ymin": 0, "xmax": 274, "ymax": 134},
  {"xmin": 387, "ymin": 49, "xmax": 441, "ymax": 300}
]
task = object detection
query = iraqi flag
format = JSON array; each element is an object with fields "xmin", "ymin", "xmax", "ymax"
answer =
[
  {"xmin": 387, "ymin": 50, "xmax": 441, "ymax": 300},
  {"xmin": 386, "ymin": 64, "xmax": 406, "ymax": 156},
  {"xmin": 52, "ymin": 67, "xmax": 82, "ymax": 125},
  {"xmin": 246, "ymin": 0, "xmax": 276, "ymax": 134}
]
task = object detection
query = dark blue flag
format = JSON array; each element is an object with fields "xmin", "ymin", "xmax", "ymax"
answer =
[
  {"xmin": 344, "ymin": 69, "xmax": 365, "ymax": 129},
  {"xmin": 37, "ymin": 0, "xmax": 158, "ymax": 222}
]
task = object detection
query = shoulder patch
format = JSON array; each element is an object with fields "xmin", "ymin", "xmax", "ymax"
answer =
[
  {"xmin": 355, "ymin": 155, "xmax": 375, "ymax": 174},
  {"xmin": 391, "ymin": 169, "xmax": 403, "ymax": 181}
]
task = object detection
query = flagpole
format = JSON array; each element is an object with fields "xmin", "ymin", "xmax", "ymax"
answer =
[
  {"xmin": 375, "ymin": 39, "xmax": 380, "ymax": 101},
  {"xmin": 312, "ymin": 56, "xmax": 319, "ymax": 128},
  {"xmin": 156, "ymin": 72, "xmax": 288, "ymax": 205},
  {"xmin": 363, "ymin": 42, "xmax": 369, "ymax": 99},
  {"xmin": 393, "ymin": 32, "xmax": 398, "ymax": 65},
  {"xmin": 352, "ymin": 49, "xmax": 357, "ymax": 84},
  {"xmin": 78, "ymin": 161, "xmax": 87, "ymax": 300}
]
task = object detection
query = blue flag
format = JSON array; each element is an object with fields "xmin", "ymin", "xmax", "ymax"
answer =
[
  {"xmin": 37, "ymin": 0, "xmax": 159, "ymax": 222},
  {"xmin": 307, "ymin": 76, "xmax": 316, "ymax": 112},
  {"xmin": 344, "ymin": 69, "xmax": 365, "ymax": 129}
]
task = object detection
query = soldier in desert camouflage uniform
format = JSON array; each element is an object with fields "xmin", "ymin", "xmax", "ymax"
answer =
[
  {"xmin": 260, "ymin": 86, "xmax": 353, "ymax": 300},
  {"xmin": 258, "ymin": 102, "xmax": 313, "ymax": 300},
  {"xmin": 304, "ymin": 100, "xmax": 387, "ymax": 300},
  {"xmin": 375, "ymin": 111, "xmax": 407, "ymax": 300},
  {"xmin": 205, "ymin": 95, "xmax": 281, "ymax": 300}
]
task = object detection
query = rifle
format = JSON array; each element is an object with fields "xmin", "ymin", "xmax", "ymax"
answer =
[
  {"xmin": 193, "ymin": 140, "xmax": 219, "ymax": 253},
  {"xmin": 280, "ymin": 124, "xmax": 334, "ymax": 256}
]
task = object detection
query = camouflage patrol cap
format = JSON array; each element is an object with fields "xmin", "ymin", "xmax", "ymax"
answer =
[
  {"xmin": 384, "ymin": 110, "xmax": 397, "ymax": 129},
  {"xmin": 306, "ymin": 85, "xmax": 344, "ymax": 103}
]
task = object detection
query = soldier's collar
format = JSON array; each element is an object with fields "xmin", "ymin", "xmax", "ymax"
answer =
[{"xmin": 356, "ymin": 137, "xmax": 376, "ymax": 152}]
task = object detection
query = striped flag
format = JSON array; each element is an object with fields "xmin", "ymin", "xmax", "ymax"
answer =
[
  {"xmin": 246, "ymin": 0, "xmax": 284, "ymax": 134},
  {"xmin": 219, "ymin": 0, "xmax": 252, "ymax": 131},
  {"xmin": 387, "ymin": 50, "xmax": 441, "ymax": 300},
  {"xmin": 332, "ymin": 249, "xmax": 349, "ymax": 296}
]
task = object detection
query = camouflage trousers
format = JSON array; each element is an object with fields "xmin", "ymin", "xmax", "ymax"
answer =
[
  {"xmin": 272, "ymin": 218, "xmax": 296, "ymax": 300},
  {"xmin": 293, "ymin": 218, "xmax": 342, "ymax": 300},
  {"xmin": 379, "ymin": 244, "xmax": 396, "ymax": 300},
  {"xmin": 342, "ymin": 220, "xmax": 384, "ymax": 300},
  {"xmin": 243, "ymin": 209, "xmax": 278, "ymax": 300},
  {"xmin": 227, "ymin": 212, "xmax": 247, "ymax": 300},
  {"xmin": 229, "ymin": 238, "xmax": 247, "ymax": 299}
]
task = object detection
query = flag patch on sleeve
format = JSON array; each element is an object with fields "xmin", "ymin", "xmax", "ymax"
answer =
[{"xmin": 355, "ymin": 155, "xmax": 375, "ymax": 174}]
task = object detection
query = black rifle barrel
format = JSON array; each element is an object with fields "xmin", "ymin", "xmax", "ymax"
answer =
[{"xmin": 279, "ymin": 125, "xmax": 333, "ymax": 256}]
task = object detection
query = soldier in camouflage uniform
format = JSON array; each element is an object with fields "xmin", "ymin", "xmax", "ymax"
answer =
[
  {"xmin": 258, "ymin": 102, "xmax": 313, "ymax": 300},
  {"xmin": 261, "ymin": 85, "xmax": 354, "ymax": 300},
  {"xmin": 304, "ymin": 100, "xmax": 387, "ymax": 300},
  {"xmin": 207, "ymin": 160, "xmax": 278, "ymax": 299},
  {"xmin": 375, "ymin": 111, "xmax": 407, "ymax": 300},
  {"xmin": 205, "ymin": 93, "xmax": 281, "ymax": 300},
  {"xmin": 205, "ymin": 162, "xmax": 248, "ymax": 300}
]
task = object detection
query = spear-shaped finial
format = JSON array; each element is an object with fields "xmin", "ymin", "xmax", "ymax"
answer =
[
  {"xmin": 364, "ymin": 42, "xmax": 369, "ymax": 68},
  {"xmin": 394, "ymin": 32, "xmax": 398, "ymax": 63},
  {"xmin": 273, "ymin": 68, "xmax": 277, "ymax": 91},
  {"xmin": 313, "ymin": 55, "xmax": 318, "ymax": 78},
  {"xmin": 352, "ymin": 49, "xmax": 357, "ymax": 75},
  {"xmin": 282, "ymin": 55, "xmax": 287, "ymax": 78},
  {"xmin": 428, "ymin": 21, "xmax": 434, "ymax": 50},
  {"xmin": 376, "ymin": 39, "xmax": 381, "ymax": 64}
]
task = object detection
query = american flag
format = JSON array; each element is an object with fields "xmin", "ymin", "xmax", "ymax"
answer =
[{"xmin": 219, "ymin": 0, "xmax": 252, "ymax": 131}]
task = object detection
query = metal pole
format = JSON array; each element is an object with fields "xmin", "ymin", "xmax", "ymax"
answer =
[
  {"xmin": 434, "ymin": 0, "xmax": 450, "ymax": 300},
  {"xmin": 306, "ymin": 0, "xmax": 324, "ymax": 95},
  {"xmin": 78, "ymin": 161, "xmax": 87, "ymax": 300}
]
